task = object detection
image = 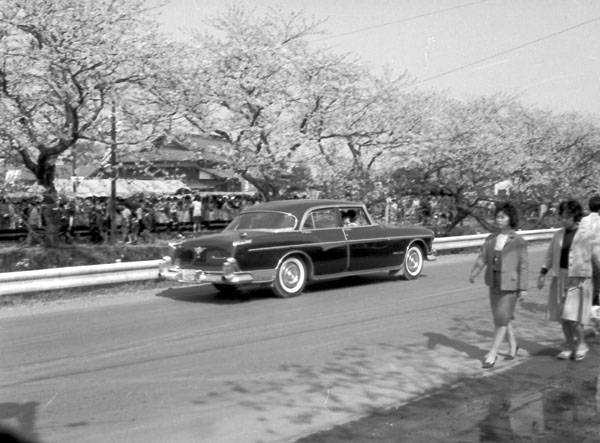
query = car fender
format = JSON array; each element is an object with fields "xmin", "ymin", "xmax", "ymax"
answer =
[{"xmin": 405, "ymin": 238, "xmax": 427, "ymax": 257}]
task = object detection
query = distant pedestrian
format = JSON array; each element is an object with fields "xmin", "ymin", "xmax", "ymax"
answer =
[
  {"xmin": 119, "ymin": 204, "xmax": 132, "ymax": 243},
  {"xmin": 58, "ymin": 203, "xmax": 75, "ymax": 243},
  {"xmin": 0, "ymin": 197, "xmax": 11, "ymax": 230},
  {"xmin": 537, "ymin": 199, "xmax": 594, "ymax": 361},
  {"xmin": 25, "ymin": 199, "xmax": 43, "ymax": 245},
  {"xmin": 88, "ymin": 203, "xmax": 104, "ymax": 243},
  {"xmin": 469, "ymin": 202, "xmax": 528, "ymax": 369},
  {"xmin": 191, "ymin": 195, "xmax": 203, "ymax": 233}
]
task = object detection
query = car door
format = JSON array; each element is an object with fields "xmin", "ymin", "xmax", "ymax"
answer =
[
  {"xmin": 342, "ymin": 207, "xmax": 397, "ymax": 271},
  {"xmin": 301, "ymin": 208, "xmax": 348, "ymax": 275}
]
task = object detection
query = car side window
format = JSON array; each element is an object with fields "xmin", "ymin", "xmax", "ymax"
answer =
[
  {"xmin": 306, "ymin": 209, "xmax": 340, "ymax": 229},
  {"xmin": 302, "ymin": 214, "xmax": 315, "ymax": 230}
]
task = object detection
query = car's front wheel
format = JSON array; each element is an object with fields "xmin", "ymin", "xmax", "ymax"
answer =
[
  {"xmin": 401, "ymin": 244, "xmax": 423, "ymax": 279},
  {"xmin": 272, "ymin": 256, "xmax": 307, "ymax": 298}
]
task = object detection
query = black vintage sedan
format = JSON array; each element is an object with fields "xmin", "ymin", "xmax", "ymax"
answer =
[{"xmin": 158, "ymin": 199, "xmax": 435, "ymax": 297}]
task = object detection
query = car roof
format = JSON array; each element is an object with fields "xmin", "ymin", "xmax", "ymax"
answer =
[{"xmin": 243, "ymin": 199, "xmax": 364, "ymax": 219}]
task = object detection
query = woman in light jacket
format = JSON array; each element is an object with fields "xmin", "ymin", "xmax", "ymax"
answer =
[
  {"xmin": 469, "ymin": 202, "xmax": 528, "ymax": 369},
  {"xmin": 538, "ymin": 199, "xmax": 593, "ymax": 361}
]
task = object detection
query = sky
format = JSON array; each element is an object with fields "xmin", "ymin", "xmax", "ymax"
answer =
[{"xmin": 155, "ymin": 0, "xmax": 600, "ymax": 117}]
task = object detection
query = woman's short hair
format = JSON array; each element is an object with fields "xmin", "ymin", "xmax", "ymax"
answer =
[
  {"xmin": 558, "ymin": 199, "xmax": 583, "ymax": 222},
  {"xmin": 495, "ymin": 202, "xmax": 519, "ymax": 228},
  {"xmin": 588, "ymin": 195, "xmax": 600, "ymax": 213}
]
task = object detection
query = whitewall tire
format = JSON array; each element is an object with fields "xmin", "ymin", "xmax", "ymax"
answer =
[{"xmin": 272, "ymin": 256, "xmax": 307, "ymax": 298}]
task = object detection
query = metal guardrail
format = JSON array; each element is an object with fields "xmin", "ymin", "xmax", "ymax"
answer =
[
  {"xmin": 0, "ymin": 229, "xmax": 558, "ymax": 296},
  {"xmin": 433, "ymin": 228, "xmax": 557, "ymax": 251}
]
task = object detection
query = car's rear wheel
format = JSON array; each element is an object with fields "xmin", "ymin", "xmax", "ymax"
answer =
[
  {"xmin": 272, "ymin": 256, "xmax": 307, "ymax": 298},
  {"xmin": 401, "ymin": 244, "xmax": 423, "ymax": 279}
]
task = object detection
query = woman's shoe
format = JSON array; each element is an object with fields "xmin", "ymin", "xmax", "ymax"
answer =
[
  {"xmin": 574, "ymin": 346, "xmax": 589, "ymax": 361},
  {"xmin": 556, "ymin": 349, "xmax": 573, "ymax": 360},
  {"xmin": 505, "ymin": 345, "xmax": 520, "ymax": 361},
  {"xmin": 482, "ymin": 357, "xmax": 497, "ymax": 369}
]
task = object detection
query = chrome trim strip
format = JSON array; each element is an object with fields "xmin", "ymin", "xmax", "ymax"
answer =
[
  {"xmin": 310, "ymin": 265, "xmax": 403, "ymax": 281},
  {"xmin": 248, "ymin": 235, "xmax": 426, "ymax": 252}
]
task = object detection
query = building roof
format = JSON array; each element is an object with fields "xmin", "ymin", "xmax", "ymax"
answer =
[{"xmin": 119, "ymin": 135, "xmax": 228, "ymax": 164}]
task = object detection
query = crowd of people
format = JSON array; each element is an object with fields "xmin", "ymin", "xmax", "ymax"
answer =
[
  {"xmin": 469, "ymin": 195, "xmax": 600, "ymax": 369},
  {"xmin": 0, "ymin": 192, "xmax": 262, "ymax": 245}
]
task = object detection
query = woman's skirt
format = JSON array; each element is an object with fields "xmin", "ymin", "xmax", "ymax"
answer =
[
  {"xmin": 489, "ymin": 273, "xmax": 518, "ymax": 327},
  {"xmin": 547, "ymin": 269, "xmax": 592, "ymax": 324}
]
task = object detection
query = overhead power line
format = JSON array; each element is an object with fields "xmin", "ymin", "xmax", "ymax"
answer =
[
  {"xmin": 416, "ymin": 15, "xmax": 600, "ymax": 85},
  {"xmin": 312, "ymin": 0, "xmax": 492, "ymax": 42}
]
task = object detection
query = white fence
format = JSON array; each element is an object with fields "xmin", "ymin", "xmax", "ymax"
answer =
[{"xmin": 0, "ymin": 229, "xmax": 558, "ymax": 296}]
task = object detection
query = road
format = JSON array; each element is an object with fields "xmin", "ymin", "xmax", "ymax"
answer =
[{"xmin": 0, "ymin": 246, "xmax": 565, "ymax": 442}]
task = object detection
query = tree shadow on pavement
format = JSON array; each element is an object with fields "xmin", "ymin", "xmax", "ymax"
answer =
[
  {"xmin": 187, "ymin": 339, "xmax": 493, "ymax": 441},
  {"xmin": 423, "ymin": 332, "xmax": 485, "ymax": 360},
  {"xmin": 295, "ymin": 344, "xmax": 600, "ymax": 442},
  {"xmin": 181, "ymin": 291, "xmax": 591, "ymax": 442}
]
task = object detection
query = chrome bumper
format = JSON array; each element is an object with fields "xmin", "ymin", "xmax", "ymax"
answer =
[
  {"xmin": 159, "ymin": 267, "xmax": 255, "ymax": 284},
  {"xmin": 158, "ymin": 257, "xmax": 275, "ymax": 285}
]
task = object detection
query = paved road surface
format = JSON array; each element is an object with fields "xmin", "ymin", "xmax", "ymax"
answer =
[{"xmin": 0, "ymin": 246, "xmax": 579, "ymax": 442}]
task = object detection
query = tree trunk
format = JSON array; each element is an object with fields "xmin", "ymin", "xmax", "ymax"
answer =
[{"xmin": 35, "ymin": 154, "xmax": 59, "ymax": 247}]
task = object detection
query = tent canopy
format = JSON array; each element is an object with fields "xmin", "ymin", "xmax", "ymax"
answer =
[{"xmin": 54, "ymin": 179, "xmax": 190, "ymax": 198}]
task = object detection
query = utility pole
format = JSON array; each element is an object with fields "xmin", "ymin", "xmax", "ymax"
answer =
[
  {"xmin": 71, "ymin": 149, "xmax": 76, "ymax": 175},
  {"xmin": 109, "ymin": 101, "xmax": 118, "ymax": 243}
]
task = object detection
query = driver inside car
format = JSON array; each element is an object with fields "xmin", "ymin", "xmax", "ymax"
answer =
[{"xmin": 342, "ymin": 210, "xmax": 359, "ymax": 227}]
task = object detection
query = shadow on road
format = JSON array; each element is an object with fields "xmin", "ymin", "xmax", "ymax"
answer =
[
  {"xmin": 180, "ymin": 292, "xmax": 597, "ymax": 442},
  {"xmin": 0, "ymin": 401, "xmax": 39, "ymax": 443},
  {"xmin": 306, "ymin": 274, "xmax": 428, "ymax": 293},
  {"xmin": 155, "ymin": 273, "xmax": 428, "ymax": 304},
  {"xmin": 424, "ymin": 332, "xmax": 486, "ymax": 360},
  {"xmin": 155, "ymin": 284, "xmax": 273, "ymax": 304},
  {"xmin": 296, "ymin": 337, "xmax": 600, "ymax": 442}
]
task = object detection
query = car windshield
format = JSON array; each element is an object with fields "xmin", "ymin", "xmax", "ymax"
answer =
[{"xmin": 224, "ymin": 211, "xmax": 297, "ymax": 231}]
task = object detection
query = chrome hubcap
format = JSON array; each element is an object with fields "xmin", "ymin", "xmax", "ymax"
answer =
[
  {"xmin": 406, "ymin": 250, "xmax": 421, "ymax": 274},
  {"xmin": 282, "ymin": 262, "xmax": 300, "ymax": 288}
]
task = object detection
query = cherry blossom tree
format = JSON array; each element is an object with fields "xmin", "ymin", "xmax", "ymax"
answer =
[
  {"xmin": 388, "ymin": 95, "xmax": 534, "ymax": 232},
  {"xmin": 168, "ymin": 7, "xmax": 427, "ymax": 200},
  {"xmin": 0, "ymin": 0, "xmax": 174, "ymax": 194}
]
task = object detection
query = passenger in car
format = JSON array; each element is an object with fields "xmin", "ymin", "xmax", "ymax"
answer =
[{"xmin": 342, "ymin": 210, "xmax": 359, "ymax": 227}]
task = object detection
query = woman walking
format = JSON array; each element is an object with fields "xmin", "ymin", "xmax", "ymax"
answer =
[
  {"xmin": 469, "ymin": 202, "xmax": 528, "ymax": 368},
  {"xmin": 537, "ymin": 199, "xmax": 594, "ymax": 360}
]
